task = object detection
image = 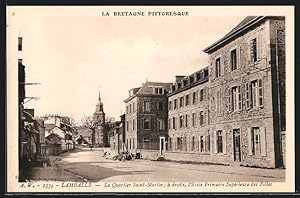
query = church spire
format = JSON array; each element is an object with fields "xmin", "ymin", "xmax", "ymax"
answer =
[{"xmin": 98, "ymin": 90, "xmax": 101, "ymax": 102}]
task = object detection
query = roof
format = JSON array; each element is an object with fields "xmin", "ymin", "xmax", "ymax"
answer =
[
  {"xmin": 124, "ymin": 81, "xmax": 172, "ymax": 102},
  {"xmin": 76, "ymin": 127, "xmax": 93, "ymax": 137},
  {"xmin": 44, "ymin": 123, "xmax": 56, "ymax": 131},
  {"xmin": 203, "ymin": 16, "xmax": 263, "ymax": 53}
]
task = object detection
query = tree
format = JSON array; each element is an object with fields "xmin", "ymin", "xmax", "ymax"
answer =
[{"xmin": 81, "ymin": 115, "xmax": 96, "ymax": 145}]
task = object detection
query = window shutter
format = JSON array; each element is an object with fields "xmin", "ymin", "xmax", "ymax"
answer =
[
  {"xmin": 257, "ymin": 35, "xmax": 262, "ymax": 59},
  {"xmin": 238, "ymin": 86, "xmax": 242, "ymax": 110},
  {"xmin": 260, "ymin": 127, "xmax": 267, "ymax": 156},
  {"xmin": 246, "ymin": 83, "xmax": 250, "ymax": 109},
  {"xmin": 228, "ymin": 88, "xmax": 232, "ymax": 112},
  {"xmin": 221, "ymin": 58, "xmax": 225, "ymax": 76},
  {"xmin": 248, "ymin": 128, "xmax": 253, "ymax": 156},
  {"xmin": 203, "ymin": 135, "xmax": 206, "ymax": 152},
  {"xmin": 237, "ymin": 47, "xmax": 241, "ymax": 69},
  {"xmin": 250, "ymin": 39, "xmax": 254, "ymax": 64},
  {"xmin": 259, "ymin": 79, "xmax": 264, "ymax": 107},
  {"xmin": 213, "ymin": 132, "xmax": 217, "ymax": 154},
  {"xmin": 198, "ymin": 136, "xmax": 201, "ymax": 152},
  {"xmin": 223, "ymin": 132, "xmax": 227, "ymax": 154},
  {"xmin": 203, "ymin": 110, "xmax": 206, "ymax": 126}
]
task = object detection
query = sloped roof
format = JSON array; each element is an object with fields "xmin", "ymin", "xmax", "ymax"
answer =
[
  {"xmin": 76, "ymin": 127, "xmax": 93, "ymax": 137},
  {"xmin": 136, "ymin": 81, "xmax": 172, "ymax": 95},
  {"xmin": 203, "ymin": 16, "xmax": 264, "ymax": 53},
  {"xmin": 44, "ymin": 123, "xmax": 56, "ymax": 131},
  {"xmin": 124, "ymin": 81, "xmax": 172, "ymax": 102}
]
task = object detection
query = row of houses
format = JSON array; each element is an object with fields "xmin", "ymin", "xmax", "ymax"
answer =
[
  {"xmin": 118, "ymin": 16, "xmax": 286, "ymax": 168},
  {"xmin": 17, "ymin": 34, "xmax": 76, "ymax": 180}
]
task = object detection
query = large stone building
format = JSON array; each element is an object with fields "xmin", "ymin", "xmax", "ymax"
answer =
[
  {"xmin": 124, "ymin": 81, "xmax": 172, "ymax": 156},
  {"xmin": 202, "ymin": 16, "xmax": 285, "ymax": 168},
  {"xmin": 93, "ymin": 91, "xmax": 108, "ymax": 147},
  {"xmin": 167, "ymin": 67, "xmax": 210, "ymax": 156}
]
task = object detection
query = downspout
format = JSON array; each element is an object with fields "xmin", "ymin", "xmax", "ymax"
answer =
[{"xmin": 275, "ymin": 30, "xmax": 282, "ymax": 167}]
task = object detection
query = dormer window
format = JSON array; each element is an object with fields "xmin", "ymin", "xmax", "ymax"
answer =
[
  {"xmin": 189, "ymin": 76, "xmax": 194, "ymax": 84},
  {"xmin": 152, "ymin": 87, "xmax": 164, "ymax": 95},
  {"xmin": 177, "ymin": 83, "xmax": 182, "ymax": 89},
  {"xmin": 196, "ymin": 72, "xmax": 201, "ymax": 81},
  {"xmin": 183, "ymin": 79, "xmax": 188, "ymax": 86}
]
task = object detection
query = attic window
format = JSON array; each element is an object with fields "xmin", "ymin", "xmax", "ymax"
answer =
[
  {"xmin": 183, "ymin": 79, "xmax": 188, "ymax": 86},
  {"xmin": 189, "ymin": 76, "xmax": 194, "ymax": 84},
  {"xmin": 196, "ymin": 72, "xmax": 201, "ymax": 81},
  {"xmin": 177, "ymin": 83, "xmax": 182, "ymax": 89},
  {"xmin": 153, "ymin": 87, "xmax": 164, "ymax": 95}
]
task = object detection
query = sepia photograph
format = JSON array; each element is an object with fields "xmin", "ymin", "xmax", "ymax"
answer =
[{"xmin": 6, "ymin": 5, "xmax": 294, "ymax": 193}]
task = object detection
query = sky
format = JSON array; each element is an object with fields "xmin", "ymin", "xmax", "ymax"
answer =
[{"xmin": 7, "ymin": 6, "xmax": 251, "ymax": 123}]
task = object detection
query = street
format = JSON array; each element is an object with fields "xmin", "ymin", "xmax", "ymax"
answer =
[{"xmin": 26, "ymin": 148, "xmax": 285, "ymax": 182}]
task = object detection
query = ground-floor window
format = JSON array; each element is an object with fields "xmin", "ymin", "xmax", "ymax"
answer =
[
  {"xmin": 191, "ymin": 136, "xmax": 195, "ymax": 151},
  {"xmin": 217, "ymin": 130, "xmax": 223, "ymax": 153},
  {"xmin": 200, "ymin": 136, "xmax": 204, "ymax": 152},
  {"xmin": 252, "ymin": 127, "xmax": 261, "ymax": 155},
  {"xmin": 177, "ymin": 137, "xmax": 183, "ymax": 150},
  {"xmin": 206, "ymin": 135, "xmax": 210, "ymax": 152}
]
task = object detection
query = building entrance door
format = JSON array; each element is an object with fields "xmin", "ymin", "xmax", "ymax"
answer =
[
  {"xmin": 233, "ymin": 129, "xmax": 241, "ymax": 162},
  {"xmin": 159, "ymin": 137, "xmax": 165, "ymax": 155}
]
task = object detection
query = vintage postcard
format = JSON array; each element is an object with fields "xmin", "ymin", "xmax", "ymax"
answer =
[{"xmin": 6, "ymin": 5, "xmax": 294, "ymax": 193}]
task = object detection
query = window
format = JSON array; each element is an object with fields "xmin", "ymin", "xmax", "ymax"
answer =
[
  {"xmin": 216, "ymin": 130, "xmax": 223, "ymax": 153},
  {"xmin": 251, "ymin": 127, "xmax": 261, "ymax": 155},
  {"xmin": 168, "ymin": 101, "xmax": 172, "ymax": 111},
  {"xmin": 192, "ymin": 92, "xmax": 197, "ymax": 104},
  {"xmin": 127, "ymin": 139, "xmax": 129, "ymax": 148},
  {"xmin": 158, "ymin": 101, "xmax": 163, "ymax": 111},
  {"xmin": 180, "ymin": 97, "xmax": 184, "ymax": 108},
  {"xmin": 177, "ymin": 137, "xmax": 183, "ymax": 150},
  {"xmin": 153, "ymin": 87, "xmax": 164, "ymax": 95},
  {"xmin": 133, "ymin": 119, "xmax": 135, "ymax": 130},
  {"xmin": 129, "ymin": 104, "xmax": 132, "ymax": 113},
  {"xmin": 172, "ymin": 117, "xmax": 176, "ymax": 129},
  {"xmin": 231, "ymin": 49, "xmax": 237, "ymax": 71},
  {"xmin": 18, "ymin": 37, "xmax": 22, "ymax": 51},
  {"xmin": 200, "ymin": 89, "xmax": 205, "ymax": 102},
  {"xmin": 158, "ymin": 118, "xmax": 164, "ymax": 130},
  {"xmin": 169, "ymin": 138, "xmax": 172, "ymax": 150},
  {"xmin": 200, "ymin": 136, "xmax": 204, "ymax": 152},
  {"xmin": 129, "ymin": 138, "xmax": 132, "ymax": 149},
  {"xmin": 216, "ymin": 91, "xmax": 222, "ymax": 114},
  {"xmin": 174, "ymin": 99, "xmax": 177, "ymax": 109},
  {"xmin": 142, "ymin": 118, "xmax": 150, "ymax": 130},
  {"xmin": 126, "ymin": 106, "xmax": 128, "ymax": 114},
  {"xmin": 133, "ymin": 138, "xmax": 135, "ymax": 149},
  {"xmin": 191, "ymin": 136, "xmax": 195, "ymax": 151},
  {"xmin": 143, "ymin": 101, "xmax": 151, "ymax": 112},
  {"xmin": 185, "ymin": 94, "xmax": 190, "ymax": 106},
  {"xmin": 200, "ymin": 111, "xmax": 204, "ymax": 126},
  {"xmin": 192, "ymin": 113, "xmax": 195, "ymax": 127},
  {"xmin": 185, "ymin": 115, "xmax": 188, "ymax": 128},
  {"xmin": 126, "ymin": 121, "xmax": 129, "ymax": 131},
  {"xmin": 168, "ymin": 118, "xmax": 170, "ymax": 130},
  {"xmin": 246, "ymin": 80, "xmax": 263, "ymax": 109},
  {"xmin": 133, "ymin": 102, "xmax": 135, "ymax": 112},
  {"xmin": 206, "ymin": 135, "xmax": 210, "ymax": 152},
  {"xmin": 215, "ymin": 57, "xmax": 221, "ymax": 78},
  {"xmin": 229, "ymin": 86, "xmax": 242, "ymax": 112},
  {"xmin": 250, "ymin": 38, "xmax": 257, "ymax": 63},
  {"xmin": 179, "ymin": 116, "xmax": 183, "ymax": 128}
]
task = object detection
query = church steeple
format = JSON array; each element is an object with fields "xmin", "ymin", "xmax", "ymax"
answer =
[{"xmin": 95, "ymin": 90, "xmax": 104, "ymax": 113}]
